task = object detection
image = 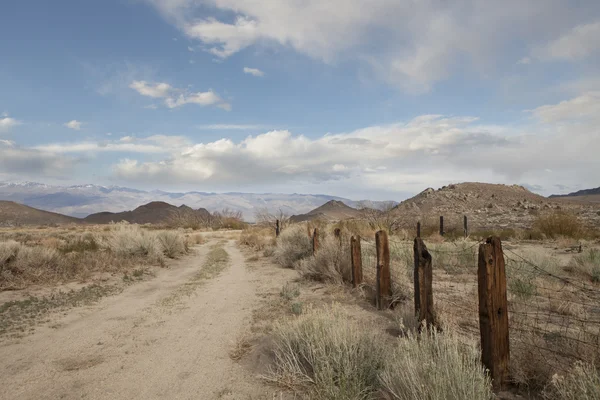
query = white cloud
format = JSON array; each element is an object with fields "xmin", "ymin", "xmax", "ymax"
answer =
[
  {"xmin": 145, "ymin": 0, "xmax": 600, "ymax": 92},
  {"xmin": 517, "ymin": 57, "xmax": 531, "ymax": 65},
  {"xmin": 129, "ymin": 80, "xmax": 230, "ymax": 110},
  {"xmin": 535, "ymin": 20, "xmax": 600, "ymax": 61},
  {"xmin": 34, "ymin": 135, "xmax": 190, "ymax": 154},
  {"xmin": 64, "ymin": 120, "xmax": 83, "ymax": 130},
  {"xmin": 529, "ymin": 91, "xmax": 600, "ymax": 123},
  {"xmin": 129, "ymin": 81, "xmax": 173, "ymax": 98},
  {"xmin": 111, "ymin": 93, "xmax": 599, "ymax": 194},
  {"xmin": 243, "ymin": 67, "xmax": 265, "ymax": 77},
  {"xmin": 0, "ymin": 116, "xmax": 21, "ymax": 132}
]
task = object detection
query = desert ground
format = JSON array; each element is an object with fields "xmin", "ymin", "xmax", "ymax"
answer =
[{"xmin": 0, "ymin": 213, "xmax": 599, "ymax": 399}]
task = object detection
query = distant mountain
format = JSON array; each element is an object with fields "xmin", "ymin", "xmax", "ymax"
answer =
[
  {"xmin": 549, "ymin": 187, "xmax": 600, "ymax": 198},
  {"xmin": 0, "ymin": 201, "xmax": 80, "ymax": 227},
  {"xmin": 549, "ymin": 187, "xmax": 600, "ymax": 204},
  {"xmin": 0, "ymin": 181, "xmax": 393, "ymax": 221},
  {"xmin": 289, "ymin": 200, "xmax": 363, "ymax": 222},
  {"xmin": 84, "ymin": 201, "xmax": 211, "ymax": 224}
]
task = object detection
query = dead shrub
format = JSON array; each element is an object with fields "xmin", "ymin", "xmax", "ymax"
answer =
[
  {"xmin": 534, "ymin": 211, "xmax": 582, "ymax": 239},
  {"xmin": 273, "ymin": 225, "xmax": 313, "ymax": 268},
  {"xmin": 296, "ymin": 236, "xmax": 351, "ymax": 283}
]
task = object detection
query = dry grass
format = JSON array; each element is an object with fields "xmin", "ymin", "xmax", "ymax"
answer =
[
  {"xmin": 534, "ymin": 211, "xmax": 583, "ymax": 239},
  {"xmin": 267, "ymin": 305, "xmax": 493, "ymax": 400},
  {"xmin": 272, "ymin": 225, "xmax": 313, "ymax": 269},
  {"xmin": 296, "ymin": 236, "xmax": 351, "ymax": 283},
  {"xmin": 0, "ymin": 223, "xmax": 191, "ymax": 290},
  {"xmin": 543, "ymin": 361, "xmax": 600, "ymax": 400}
]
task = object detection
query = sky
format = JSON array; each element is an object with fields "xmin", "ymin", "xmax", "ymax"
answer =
[{"xmin": 0, "ymin": 0, "xmax": 599, "ymax": 201}]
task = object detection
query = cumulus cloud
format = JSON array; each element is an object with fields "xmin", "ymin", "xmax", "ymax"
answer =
[
  {"xmin": 243, "ymin": 67, "xmax": 265, "ymax": 77},
  {"xmin": 0, "ymin": 116, "xmax": 21, "ymax": 132},
  {"xmin": 129, "ymin": 80, "xmax": 230, "ymax": 110},
  {"xmin": 529, "ymin": 91, "xmax": 600, "ymax": 123},
  {"xmin": 145, "ymin": 0, "xmax": 600, "ymax": 92},
  {"xmin": 64, "ymin": 120, "xmax": 83, "ymax": 130},
  {"xmin": 110, "ymin": 93, "xmax": 599, "ymax": 194}
]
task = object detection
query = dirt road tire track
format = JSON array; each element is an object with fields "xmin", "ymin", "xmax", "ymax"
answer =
[{"xmin": 0, "ymin": 239, "xmax": 271, "ymax": 400}]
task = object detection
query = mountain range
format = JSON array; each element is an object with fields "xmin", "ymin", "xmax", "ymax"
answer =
[{"xmin": 0, "ymin": 181, "xmax": 392, "ymax": 221}]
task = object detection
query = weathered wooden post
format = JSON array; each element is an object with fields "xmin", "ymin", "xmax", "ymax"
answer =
[
  {"xmin": 276, "ymin": 219, "xmax": 280, "ymax": 237},
  {"xmin": 439, "ymin": 216, "xmax": 444, "ymax": 236},
  {"xmin": 375, "ymin": 230, "xmax": 391, "ymax": 310},
  {"xmin": 307, "ymin": 223, "xmax": 312, "ymax": 238},
  {"xmin": 334, "ymin": 228, "xmax": 342, "ymax": 246},
  {"xmin": 351, "ymin": 236, "xmax": 363, "ymax": 288},
  {"xmin": 417, "ymin": 221, "xmax": 421, "ymax": 238},
  {"xmin": 414, "ymin": 237, "xmax": 434, "ymax": 328},
  {"xmin": 463, "ymin": 215, "xmax": 468, "ymax": 238},
  {"xmin": 312, "ymin": 228, "xmax": 319, "ymax": 255},
  {"xmin": 478, "ymin": 237, "xmax": 509, "ymax": 390}
]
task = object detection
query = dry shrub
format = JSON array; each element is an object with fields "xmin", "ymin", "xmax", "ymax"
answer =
[
  {"xmin": 534, "ymin": 211, "xmax": 582, "ymax": 239},
  {"xmin": 239, "ymin": 227, "xmax": 273, "ymax": 251},
  {"xmin": 379, "ymin": 330, "xmax": 493, "ymax": 400},
  {"xmin": 157, "ymin": 231, "xmax": 188, "ymax": 258},
  {"xmin": 268, "ymin": 305, "xmax": 386, "ymax": 399},
  {"xmin": 107, "ymin": 223, "xmax": 163, "ymax": 261},
  {"xmin": 273, "ymin": 225, "xmax": 312, "ymax": 268},
  {"xmin": 543, "ymin": 361, "xmax": 600, "ymax": 400},
  {"xmin": 296, "ymin": 236, "xmax": 351, "ymax": 283}
]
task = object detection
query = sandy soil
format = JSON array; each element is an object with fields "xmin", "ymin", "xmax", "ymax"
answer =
[{"xmin": 0, "ymin": 237, "xmax": 286, "ymax": 400}]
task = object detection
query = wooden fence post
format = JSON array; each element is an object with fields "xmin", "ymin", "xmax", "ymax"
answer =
[
  {"xmin": 417, "ymin": 221, "xmax": 421, "ymax": 238},
  {"xmin": 334, "ymin": 228, "xmax": 342, "ymax": 246},
  {"xmin": 312, "ymin": 228, "xmax": 319, "ymax": 255},
  {"xmin": 375, "ymin": 230, "xmax": 391, "ymax": 310},
  {"xmin": 463, "ymin": 215, "xmax": 468, "ymax": 238},
  {"xmin": 414, "ymin": 237, "xmax": 434, "ymax": 328},
  {"xmin": 276, "ymin": 219, "xmax": 280, "ymax": 237},
  {"xmin": 478, "ymin": 236, "xmax": 509, "ymax": 390},
  {"xmin": 351, "ymin": 236, "xmax": 363, "ymax": 288},
  {"xmin": 439, "ymin": 216, "xmax": 444, "ymax": 236}
]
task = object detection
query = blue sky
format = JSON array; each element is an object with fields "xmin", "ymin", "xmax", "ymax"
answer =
[{"xmin": 1, "ymin": 0, "xmax": 599, "ymax": 200}]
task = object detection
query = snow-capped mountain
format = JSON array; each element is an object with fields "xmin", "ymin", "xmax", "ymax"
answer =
[{"xmin": 0, "ymin": 181, "xmax": 394, "ymax": 221}]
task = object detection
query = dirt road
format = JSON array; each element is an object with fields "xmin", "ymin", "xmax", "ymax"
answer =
[{"xmin": 0, "ymin": 238, "xmax": 279, "ymax": 399}]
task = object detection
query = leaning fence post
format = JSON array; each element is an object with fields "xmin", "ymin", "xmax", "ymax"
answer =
[
  {"xmin": 375, "ymin": 230, "xmax": 391, "ymax": 310},
  {"xmin": 414, "ymin": 237, "xmax": 434, "ymax": 328},
  {"xmin": 312, "ymin": 228, "xmax": 319, "ymax": 255},
  {"xmin": 276, "ymin": 219, "xmax": 280, "ymax": 237},
  {"xmin": 464, "ymin": 215, "xmax": 468, "ymax": 238},
  {"xmin": 439, "ymin": 216, "xmax": 444, "ymax": 236},
  {"xmin": 417, "ymin": 221, "xmax": 421, "ymax": 238},
  {"xmin": 351, "ymin": 236, "xmax": 362, "ymax": 288},
  {"xmin": 478, "ymin": 236, "xmax": 510, "ymax": 390}
]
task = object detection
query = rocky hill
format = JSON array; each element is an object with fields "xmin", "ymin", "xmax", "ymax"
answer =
[
  {"xmin": 84, "ymin": 201, "xmax": 211, "ymax": 225},
  {"xmin": 392, "ymin": 182, "xmax": 598, "ymax": 231},
  {"xmin": 0, "ymin": 201, "xmax": 81, "ymax": 227},
  {"xmin": 289, "ymin": 200, "xmax": 363, "ymax": 223}
]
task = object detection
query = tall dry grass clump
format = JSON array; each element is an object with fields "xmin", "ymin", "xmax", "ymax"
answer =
[
  {"xmin": 543, "ymin": 362, "xmax": 600, "ymax": 400},
  {"xmin": 296, "ymin": 236, "xmax": 351, "ymax": 283},
  {"xmin": 571, "ymin": 249, "xmax": 600, "ymax": 282},
  {"xmin": 107, "ymin": 223, "xmax": 187, "ymax": 260},
  {"xmin": 379, "ymin": 330, "xmax": 493, "ymax": 400},
  {"xmin": 268, "ymin": 305, "xmax": 386, "ymax": 399},
  {"xmin": 272, "ymin": 225, "xmax": 312, "ymax": 268},
  {"xmin": 534, "ymin": 211, "xmax": 582, "ymax": 239}
]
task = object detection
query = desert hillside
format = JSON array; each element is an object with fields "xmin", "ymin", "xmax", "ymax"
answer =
[
  {"xmin": 289, "ymin": 200, "xmax": 363, "ymax": 222},
  {"xmin": 84, "ymin": 201, "xmax": 211, "ymax": 224},
  {"xmin": 550, "ymin": 186, "xmax": 600, "ymax": 205},
  {"xmin": 0, "ymin": 201, "xmax": 81, "ymax": 227},
  {"xmin": 393, "ymin": 182, "xmax": 600, "ymax": 230}
]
